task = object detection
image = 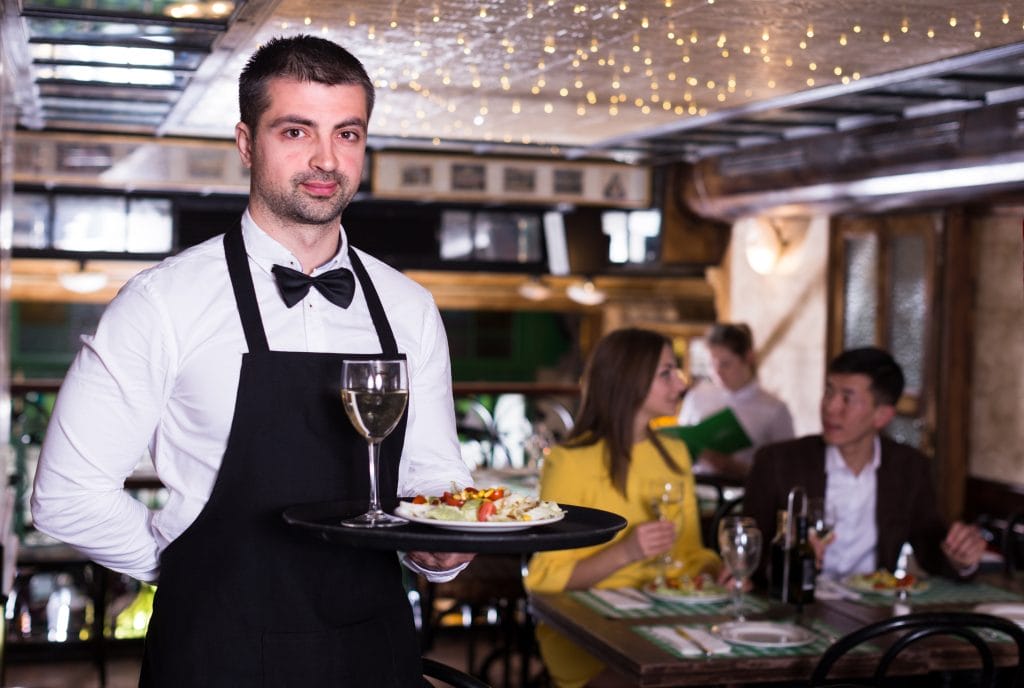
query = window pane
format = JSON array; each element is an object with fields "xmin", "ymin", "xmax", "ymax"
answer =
[
  {"xmin": 126, "ymin": 198, "xmax": 173, "ymax": 253},
  {"xmin": 53, "ymin": 196, "xmax": 127, "ymax": 252},
  {"xmin": 474, "ymin": 212, "xmax": 542, "ymax": 262},
  {"xmin": 842, "ymin": 233, "xmax": 879, "ymax": 348},
  {"xmin": 887, "ymin": 234, "xmax": 927, "ymax": 396},
  {"xmin": 439, "ymin": 210, "xmax": 473, "ymax": 260},
  {"xmin": 12, "ymin": 193, "xmax": 51, "ymax": 249}
]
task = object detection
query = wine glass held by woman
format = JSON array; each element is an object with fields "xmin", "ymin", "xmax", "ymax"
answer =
[{"xmin": 524, "ymin": 328, "xmax": 721, "ymax": 688}]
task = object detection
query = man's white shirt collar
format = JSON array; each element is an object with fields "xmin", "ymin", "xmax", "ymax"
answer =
[{"xmin": 240, "ymin": 209, "xmax": 349, "ymax": 275}]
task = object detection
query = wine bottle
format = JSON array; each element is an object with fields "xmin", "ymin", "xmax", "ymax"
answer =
[
  {"xmin": 787, "ymin": 511, "xmax": 816, "ymax": 607},
  {"xmin": 768, "ymin": 509, "xmax": 790, "ymax": 602}
]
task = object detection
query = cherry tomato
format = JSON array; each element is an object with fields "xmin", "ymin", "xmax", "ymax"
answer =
[
  {"xmin": 477, "ymin": 501, "xmax": 496, "ymax": 522},
  {"xmin": 412, "ymin": 495, "xmax": 427, "ymax": 504},
  {"xmin": 488, "ymin": 488, "xmax": 505, "ymax": 500},
  {"xmin": 442, "ymin": 491, "xmax": 464, "ymax": 507}
]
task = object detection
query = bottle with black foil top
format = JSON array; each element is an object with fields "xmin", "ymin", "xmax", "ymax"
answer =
[
  {"xmin": 788, "ymin": 509, "xmax": 816, "ymax": 608},
  {"xmin": 768, "ymin": 509, "xmax": 791, "ymax": 602}
]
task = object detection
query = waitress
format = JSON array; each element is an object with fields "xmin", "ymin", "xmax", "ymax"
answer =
[{"xmin": 31, "ymin": 36, "xmax": 472, "ymax": 686}]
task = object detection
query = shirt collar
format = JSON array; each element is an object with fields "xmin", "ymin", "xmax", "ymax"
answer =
[
  {"xmin": 825, "ymin": 435, "xmax": 882, "ymax": 475},
  {"xmin": 726, "ymin": 379, "xmax": 760, "ymax": 401},
  {"xmin": 240, "ymin": 209, "xmax": 350, "ymax": 276}
]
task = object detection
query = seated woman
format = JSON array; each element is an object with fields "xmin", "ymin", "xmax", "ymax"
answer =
[
  {"xmin": 524, "ymin": 328, "xmax": 719, "ymax": 688},
  {"xmin": 679, "ymin": 322, "xmax": 795, "ymax": 478}
]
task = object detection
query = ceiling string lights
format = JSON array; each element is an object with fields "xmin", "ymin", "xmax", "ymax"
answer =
[{"xmin": 299, "ymin": 3, "xmax": 1023, "ymax": 150}]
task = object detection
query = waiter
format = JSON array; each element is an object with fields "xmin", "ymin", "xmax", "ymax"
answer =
[{"xmin": 31, "ymin": 35, "xmax": 474, "ymax": 686}]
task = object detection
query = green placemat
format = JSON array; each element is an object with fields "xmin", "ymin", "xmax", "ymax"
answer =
[
  {"xmin": 851, "ymin": 578, "xmax": 1024, "ymax": 607},
  {"xmin": 636, "ymin": 618, "xmax": 849, "ymax": 659},
  {"xmin": 571, "ymin": 589, "xmax": 770, "ymax": 619}
]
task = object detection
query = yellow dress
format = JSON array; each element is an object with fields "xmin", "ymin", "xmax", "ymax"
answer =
[{"xmin": 524, "ymin": 436, "xmax": 719, "ymax": 688}]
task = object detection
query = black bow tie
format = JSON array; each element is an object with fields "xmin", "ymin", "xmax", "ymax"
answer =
[{"xmin": 271, "ymin": 264, "xmax": 356, "ymax": 309}]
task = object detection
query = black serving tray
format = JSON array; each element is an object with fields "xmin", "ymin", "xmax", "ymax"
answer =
[{"xmin": 283, "ymin": 499, "xmax": 626, "ymax": 554}]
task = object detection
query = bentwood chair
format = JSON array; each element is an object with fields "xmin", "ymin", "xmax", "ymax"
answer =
[
  {"xmin": 422, "ymin": 658, "xmax": 492, "ymax": 687},
  {"xmin": 809, "ymin": 611, "xmax": 1024, "ymax": 687}
]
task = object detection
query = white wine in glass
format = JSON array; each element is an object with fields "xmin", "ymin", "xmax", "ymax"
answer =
[
  {"xmin": 646, "ymin": 479, "xmax": 685, "ymax": 584},
  {"xmin": 340, "ymin": 358, "xmax": 409, "ymax": 528}
]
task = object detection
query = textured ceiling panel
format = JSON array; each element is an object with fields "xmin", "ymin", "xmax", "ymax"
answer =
[{"xmin": 8, "ymin": 0, "xmax": 1024, "ymax": 164}]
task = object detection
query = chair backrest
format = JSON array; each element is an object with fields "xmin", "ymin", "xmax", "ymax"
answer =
[
  {"xmin": 422, "ymin": 657, "xmax": 492, "ymax": 688},
  {"xmin": 809, "ymin": 611, "xmax": 1024, "ymax": 687}
]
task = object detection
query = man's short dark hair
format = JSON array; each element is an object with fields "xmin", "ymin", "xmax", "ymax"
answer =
[
  {"xmin": 238, "ymin": 34, "xmax": 375, "ymax": 132},
  {"xmin": 828, "ymin": 347, "xmax": 905, "ymax": 406}
]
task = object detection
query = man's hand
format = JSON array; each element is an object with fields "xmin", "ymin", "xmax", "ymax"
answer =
[
  {"xmin": 808, "ymin": 530, "xmax": 836, "ymax": 570},
  {"xmin": 407, "ymin": 552, "xmax": 476, "ymax": 571},
  {"xmin": 941, "ymin": 521, "xmax": 986, "ymax": 573}
]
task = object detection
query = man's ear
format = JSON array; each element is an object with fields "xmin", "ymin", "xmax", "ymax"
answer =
[
  {"xmin": 872, "ymin": 403, "xmax": 897, "ymax": 430},
  {"xmin": 235, "ymin": 122, "xmax": 253, "ymax": 169}
]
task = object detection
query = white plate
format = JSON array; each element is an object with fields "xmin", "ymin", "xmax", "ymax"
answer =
[
  {"xmin": 646, "ymin": 586, "xmax": 730, "ymax": 604},
  {"xmin": 974, "ymin": 603, "xmax": 1024, "ymax": 628},
  {"xmin": 393, "ymin": 502, "xmax": 565, "ymax": 532},
  {"xmin": 716, "ymin": 621, "xmax": 816, "ymax": 648}
]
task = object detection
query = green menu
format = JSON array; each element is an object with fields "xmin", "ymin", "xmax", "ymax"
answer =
[{"xmin": 657, "ymin": 407, "xmax": 753, "ymax": 457}]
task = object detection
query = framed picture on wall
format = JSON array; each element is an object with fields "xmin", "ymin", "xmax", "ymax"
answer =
[{"xmin": 451, "ymin": 163, "xmax": 486, "ymax": 191}]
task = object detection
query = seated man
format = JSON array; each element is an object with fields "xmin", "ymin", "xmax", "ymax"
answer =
[{"xmin": 744, "ymin": 347, "xmax": 985, "ymax": 581}]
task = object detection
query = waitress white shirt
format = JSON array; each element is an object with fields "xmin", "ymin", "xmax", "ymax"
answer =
[
  {"xmin": 678, "ymin": 379, "xmax": 795, "ymax": 469},
  {"xmin": 31, "ymin": 212, "xmax": 472, "ymax": 583}
]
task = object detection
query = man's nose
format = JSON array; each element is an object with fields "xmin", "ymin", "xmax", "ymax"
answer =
[{"xmin": 310, "ymin": 138, "xmax": 337, "ymax": 171}]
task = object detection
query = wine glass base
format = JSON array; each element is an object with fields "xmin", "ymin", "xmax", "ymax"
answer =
[{"xmin": 340, "ymin": 510, "xmax": 408, "ymax": 528}]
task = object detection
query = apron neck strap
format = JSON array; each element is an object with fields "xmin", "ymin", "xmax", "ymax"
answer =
[{"xmin": 224, "ymin": 226, "xmax": 269, "ymax": 353}]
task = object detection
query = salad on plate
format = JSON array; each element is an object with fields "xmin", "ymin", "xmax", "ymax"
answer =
[
  {"xmin": 646, "ymin": 573, "xmax": 730, "ymax": 603},
  {"xmin": 395, "ymin": 485, "xmax": 564, "ymax": 529},
  {"xmin": 843, "ymin": 569, "xmax": 929, "ymax": 594}
]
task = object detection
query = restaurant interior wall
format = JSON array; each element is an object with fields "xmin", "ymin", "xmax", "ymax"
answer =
[
  {"xmin": 714, "ymin": 215, "xmax": 829, "ymax": 438},
  {"xmin": 967, "ymin": 207, "xmax": 1024, "ymax": 488}
]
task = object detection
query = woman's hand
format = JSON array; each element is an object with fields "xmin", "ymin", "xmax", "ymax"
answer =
[{"xmin": 624, "ymin": 519, "xmax": 676, "ymax": 562}]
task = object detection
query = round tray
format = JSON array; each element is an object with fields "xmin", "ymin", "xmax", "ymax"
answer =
[{"xmin": 283, "ymin": 499, "xmax": 626, "ymax": 553}]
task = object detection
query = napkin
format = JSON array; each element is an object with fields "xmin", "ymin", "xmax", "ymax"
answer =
[
  {"xmin": 647, "ymin": 625, "xmax": 705, "ymax": 657},
  {"xmin": 815, "ymin": 576, "xmax": 862, "ymax": 601},
  {"xmin": 591, "ymin": 587, "xmax": 652, "ymax": 610},
  {"xmin": 679, "ymin": 625, "xmax": 732, "ymax": 654}
]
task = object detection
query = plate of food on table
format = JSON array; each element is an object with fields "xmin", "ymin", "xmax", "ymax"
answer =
[
  {"xmin": 842, "ymin": 569, "xmax": 929, "ymax": 595},
  {"xmin": 645, "ymin": 573, "xmax": 730, "ymax": 604},
  {"xmin": 395, "ymin": 485, "xmax": 565, "ymax": 532}
]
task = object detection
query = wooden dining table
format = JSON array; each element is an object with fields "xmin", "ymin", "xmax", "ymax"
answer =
[{"xmin": 528, "ymin": 572, "xmax": 1024, "ymax": 687}]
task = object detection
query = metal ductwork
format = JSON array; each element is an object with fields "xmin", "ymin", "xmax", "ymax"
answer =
[{"xmin": 682, "ymin": 99, "xmax": 1024, "ymax": 221}]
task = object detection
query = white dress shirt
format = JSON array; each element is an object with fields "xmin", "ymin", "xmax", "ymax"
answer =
[
  {"xmin": 678, "ymin": 379, "xmax": 795, "ymax": 469},
  {"xmin": 31, "ymin": 212, "xmax": 472, "ymax": 582},
  {"xmin": 821, "ymin": 437, "xmax": 881, "ymax": 578}
]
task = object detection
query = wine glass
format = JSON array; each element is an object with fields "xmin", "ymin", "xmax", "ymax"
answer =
[
  {"xmin": 646, "ymin": 479, "xmax": 686, "ymax": 585},
  {"xmin": 339, "ymin": 358, "xmax": 409, "ymax": 528},
  {"xmin": 718, "ymin": 519, "xmax": 762, "ymax": 620}
]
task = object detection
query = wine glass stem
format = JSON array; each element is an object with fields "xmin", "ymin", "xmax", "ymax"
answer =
[
  {"xmin": 367, "ymin": 440, "xmax": 383, "ymax": 515},
  {"xmin": 733, "ymin": 578, "xmax": 745, "ymax": 620}
]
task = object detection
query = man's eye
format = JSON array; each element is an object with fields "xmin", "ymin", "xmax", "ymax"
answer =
[
  {"xmin": 284, "ymin": 128, "xmax": 304, "ymax": 138},
  {"xmin": 340, "ymin": 130, "xmax": 362, "ymax": 141}
]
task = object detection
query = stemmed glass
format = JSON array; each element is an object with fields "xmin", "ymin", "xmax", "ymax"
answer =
[
  {"xmin": 718, "ymin": 517, "xmax": 762, "ymax": 620},
  {"xmin": 646, "ymin": 479, "xmax": 686, "ymax": 585},
  {"xmin": 339, "ymin": 358, "xmax": 409, "ymax": 528},
  {"xmin": 808, "ymin": 497, "xmax": 836, "ymax": 542}
]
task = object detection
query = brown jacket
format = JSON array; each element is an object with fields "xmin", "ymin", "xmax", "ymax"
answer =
[{"xmin": 743, "ymin": 434, "xmax": 951, "ymax": 582}]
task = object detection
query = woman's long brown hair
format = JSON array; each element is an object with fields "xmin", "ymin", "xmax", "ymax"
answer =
[{"xmin": 565, "ymin": 328, "xmax": 684, "ymax": 496}]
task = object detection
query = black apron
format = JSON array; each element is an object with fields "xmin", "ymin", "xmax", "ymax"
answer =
[{"xmin": 140, "ymin": 228, "xmax": 423, "ymax": 687}]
